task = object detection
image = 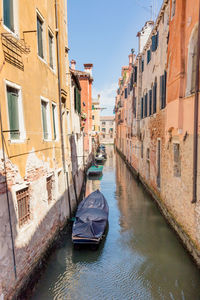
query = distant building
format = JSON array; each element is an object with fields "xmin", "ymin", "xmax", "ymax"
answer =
[
  {"xmin": 100, "ymin": 116, "xmax": 115, "ymax": 144},
  {"xmin": 91, "ymin": 94, "xmax": 101, "ymax": 147}
]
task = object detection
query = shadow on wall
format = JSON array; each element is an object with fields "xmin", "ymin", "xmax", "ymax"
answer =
[{"xmin": 0, "ymin": 169, "xmax": 77, "ymax": 300}]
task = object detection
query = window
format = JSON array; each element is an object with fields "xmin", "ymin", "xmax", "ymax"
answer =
[
  {"xmin": 153, "ymin": 79, "xmax": 157, "ymax": 114},
  {"xmin": 160, "ymin": 72, "xmax": 167, "ymax": 109},
  {"xmin": 37, "ymin": 14, "xmax": 44, "ymax": 59},
  {"xmin": 147, "ymin": 49, "xmax": 151, "ymax": 64},
  {"xmin": 149, "ymin": 89, "xmax": 152, "ymax": 116},
  {"xmin": 110, "ymin": 134, "xmax": 113, "ymax": 138},
  {"xmin": 110, "ymin": 128, "xmax": 113, "ymax": 132},
  {"xmin": 48, "ymin": 31, "xmax": 54, "ymax": 69},
  {"xmin": 3, "ymin": 0, "xmax": 14, "ymax": 31},
  {"xmin": 92, "ymin": 115, "xmax": 94, "ymax": 120},
  {"xmin": 6, "ymin": 83, "xmax": 25, "ymax": 141},
  {"xmin": 173, "ymin": 143, "xmax": 181, "ymax": 177},
  {"xmin": 46, "ymin": 176, "xmax": 53, "ymax": 203},
  {"xmin": 144, "ymin": 93, "xmax": 148, "ymax": 117},
  {"xmin": 74, "ymin": 87, "xmax": 81, "ymax": 114},
  {"xmin": 142, "ymin": 59, "xmax": 144, "ymax": 72},
  {"xmin": 102, "ymin": 128, "xmax": 106, "ymax": 132},
  {"xmin": 125, "ymin": 88, "xmax": 128, "ymax": 99},
  {"xmin": 186, "ymin": 25, "xmax": 198, "ymax": 96},
  {"xmin": 157, "ymin": 140, "xmax": 161, "ymax": 188},
  {"xmin": 17, "ymin": 187, "xmax": 30, "ymax": 227},
  {"xmin": 41, "ymin": 99, "xmax": 51, "ymax": 140},
  {"xmin": 141, "ymin": 141, "xmax": 143, "ymax": 159},
  {"xmin": 134, "ymin": 66, "xmax": 137, "ymax": 83},
  {"xmin": 103, "ymin": 134, "xmax": 105, "ymax": 138},
  {"xmin": 102, "ymin": 121, "xmax": 106, "ymax": 125},
  {"xmin": 52, "ymin": 103, "xmax": 58, "ymax": 140},
  {"xmin": 152, "ymin": 32, "xmax": 159, "ymax": 52},
  {"xmin": 92, "ymin": 125, "xmax": 95, "ymax": 130},
  {"xmin": 141, "ymin": 97, "xmax": 144, "ymax": 119}
]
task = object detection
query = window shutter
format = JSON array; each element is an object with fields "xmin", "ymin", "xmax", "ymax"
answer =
[
  {"xmin": 160, "ymin": 75, "xmax": 163, "ymax": 109},
  {"xmin": 141, "ymin": 97, "xmax": 144, "ymax": 119},
  {"xmin": 7, "ymin": 90, "xmax": 20, "ymax": 139},
  {"xmin": 125, "ymin": 88, "xmax": 127, "ymax": 99},
  {"xmin": 147, "ymin": 50, "xmax": 151, "ymax": 64},
  {"xmin": 153, "ymin": 82, "xmax": 157, "ymax": 113},
  {"xmin": 145, "ymin": 94, "xmax": 148, "ymax": 117},
  {"xmin": 52, "ymin": 105, "xmax": 56, "ymax": 140},
  {"xmin": 156, "ymin": 31, "xmax": 159, "ymax": 49},
  {"xmin": 152, "ymin": 35, "xmax": 157, "ymax": 52},
  {"xmin": 142, "ymin": 60, "xmax": 144, "ymax": 72},
  {"xmin": 41, "ymin": 102, "xmax": 48, "ymax": 139},
  {"xmin": 134, "ymin": 66, "xmax": 137, "ymax": 83},
  {"xmin": 149, "ymin": 90, "xmax": 152, "ymax": 116}
]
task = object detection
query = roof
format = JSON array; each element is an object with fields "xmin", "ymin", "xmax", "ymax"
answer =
[
  {"xmin": 100, "ymin": 116, "xmax": 115, "ymax": 121},
  {"xmin": 70, "ymin": 68, "xmax": 93, "ymax": 81},
  {"xmin": 70, "ymin": 69, "xmax": 81, "ymax": 90}
]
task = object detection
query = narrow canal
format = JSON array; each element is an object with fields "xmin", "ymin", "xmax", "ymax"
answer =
[{"xmin": 31, "ymin": 146, "xmax": 200, "ymax": 300}]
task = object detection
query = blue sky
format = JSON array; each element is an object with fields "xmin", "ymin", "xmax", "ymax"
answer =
[{"xmin": 68, "ymin": 0, "xmax": 163, "ymax": 115}]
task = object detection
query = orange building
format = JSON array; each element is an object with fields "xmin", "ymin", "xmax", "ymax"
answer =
[
  {"xmin": 115, "ymin": 0, "xmax": 200, "ymax": 266},
  {"xmin": 70, "ymin": 61, "xmax": 93, "ymax": 165}
]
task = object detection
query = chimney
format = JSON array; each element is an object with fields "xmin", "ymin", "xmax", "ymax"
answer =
[
  {"xmin": 84, "ymin": 63, "xmax": 93, "ymax": 76},
  {"xmin": 129, "ymin": 54, "xmax": 133, "ymax": 66},
  {"xmin": 71, "ymin": 59, "xmax": 76, "ymax": 70}
]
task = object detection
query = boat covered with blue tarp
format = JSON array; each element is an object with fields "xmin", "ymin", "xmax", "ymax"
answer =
[{"xmin": 72, "ymin": 190, "xmax": 109, "ymax": 245}]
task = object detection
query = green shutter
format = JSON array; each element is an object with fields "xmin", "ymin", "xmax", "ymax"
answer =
[
  {"xmin": 37, "ymin": 17, "xmax": 43, "ymax": 58},
  {"xmin": 7, "ymin": 89, "xmax": 20, "ymax": 139},
  {"xmin": 52, "ymin": 105, "xmax": 56, "ymax": 140},
  {"xmin": 3, "ymin": 0, "xmax": 14, "ymax": 31},
  {"xmin": 41, "ymin": 101, "xmax": 48, "ymax": 139}
]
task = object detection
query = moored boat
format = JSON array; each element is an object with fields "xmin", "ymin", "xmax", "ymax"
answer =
[
  {"xmin": 87, "ymin": 165, "xmax": 103, "ymax": 176},
  {"xmin": 72, "ymin": 190, "xmax": 109, "ymax": 246}
]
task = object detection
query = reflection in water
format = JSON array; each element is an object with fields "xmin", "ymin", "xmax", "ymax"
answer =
[{"xmin": 31, "ymin": 146, "xmax": 200, "ymax": 300}]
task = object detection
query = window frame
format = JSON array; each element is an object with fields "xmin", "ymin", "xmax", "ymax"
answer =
[
  {"xmin": 5, "ymin": 80, "xmax": 26, "ymax": 143},
  {"xmin": 3, "ymin": 0, "xmax": 19, "ymax": 36},
  {"xmin": 48, "ymin": 28, "xmax": 55, "ymax": 70},
  {"xmin": 36, "ymin": 10, "xmax": 46, "ymax": 62},
  {"xmin": 52, "ymin": 102, "xmax": 59, "ymax": 141},
  {"xmin": 41, "ymin": 97, "xmax": 52, "ymax": 141}
]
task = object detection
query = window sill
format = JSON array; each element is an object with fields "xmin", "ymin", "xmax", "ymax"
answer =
[
  {"xmin": 43, "ymin": 139, "xmax": 52, "ymax": 142},
  {"xmin": 9, "ymin": 139, "xmax": 27, "ymax": 144},
  {"xmin": 3, "ymin": 24, "xmax": 19, "ymax": 39},
  {"xmin": 38, "ymin": 55, "xmax": 47, "ymax": 65}
]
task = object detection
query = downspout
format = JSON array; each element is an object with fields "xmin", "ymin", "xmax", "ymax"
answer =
[
  {"xmin": 0, "ymin": 104, "xmax": 17, "ymax": 279},
  {"xmin": 55, "ymin": 0, "xmax": 71, "ymax": 216},
  {"xmin": 192, "ymin": 0, "xmax": 200, "ymax": 203}
]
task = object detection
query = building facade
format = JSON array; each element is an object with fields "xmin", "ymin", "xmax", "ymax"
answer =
[
  {"xmin": 0, "ymin": 1, "xmax": 91, "ymax": 299},
  {"xmin": 100, "ymin": 116, "xmax": 115, "ymax": 144},
  {"xmin": 115, "ymin": 0, "xmax": 200, "ymax": 266}
]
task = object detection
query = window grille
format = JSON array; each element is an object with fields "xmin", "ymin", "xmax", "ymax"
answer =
[
  {"xmin": 46, "ymin": 176, "xmax": 53, "ymax": 203},
  {"xmin": 17, "ymin": 187, "xmax": 30, "ymax": 227}
]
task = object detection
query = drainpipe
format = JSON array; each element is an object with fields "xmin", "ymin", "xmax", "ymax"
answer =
[
  {"xmin": 0, "ymin": 104, "xmax": 17, "ymax": 279},
  {"xmin": 192, "ymin": 0, "xmax": 200, "ymax": 203},
  {"xmin": 55, "ymin": 0, "xmax": 71, "ymax": 216}
]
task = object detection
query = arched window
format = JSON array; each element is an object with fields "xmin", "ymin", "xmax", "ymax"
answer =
[{"xmin": 186, "ymin": 25, "xmax": 198, "ymax": 96}]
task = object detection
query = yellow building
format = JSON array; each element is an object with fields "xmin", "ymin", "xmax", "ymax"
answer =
[{"xmin": 0, "ymin": 1, "xmax": 78, "ymax": 299}]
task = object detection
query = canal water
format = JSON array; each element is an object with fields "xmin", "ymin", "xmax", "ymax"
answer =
[{"xmin": 31, "ymin": 146, "xmax": 200, "ymax": 300}]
